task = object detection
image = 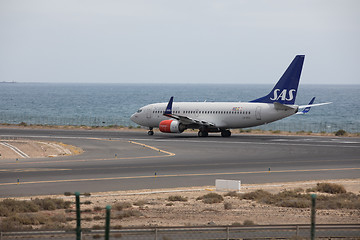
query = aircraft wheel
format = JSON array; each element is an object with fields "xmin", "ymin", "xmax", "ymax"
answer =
[
  {"xmin": 198, "ymin": 131, "xmax": 208, "ymax": 137},
  {"xmin": 148, "ymin": 130, "xmax": 154, "ymax": 136},
  {"xmin": 221, "ymin": 130, "xmax": 231, "ymax": 137}
]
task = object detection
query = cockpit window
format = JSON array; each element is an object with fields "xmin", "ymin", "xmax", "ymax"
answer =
[{"xmin": 137, "ymin": 109, "xmax": 143, "ymax": 113}]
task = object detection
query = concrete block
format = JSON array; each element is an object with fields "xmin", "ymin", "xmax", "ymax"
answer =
[{"xmin": 216, "ymin": 179, "xmax": 241, "ymax": 192}]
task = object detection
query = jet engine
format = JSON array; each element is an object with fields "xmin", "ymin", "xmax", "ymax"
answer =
[{"xmin": 159, "ymin": 120, "xmax": 186, "ymax": 133}]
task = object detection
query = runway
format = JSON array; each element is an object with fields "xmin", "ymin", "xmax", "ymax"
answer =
[{"xmin": 0, "ymin": 128, "xmax": 359, "ymax": 197}]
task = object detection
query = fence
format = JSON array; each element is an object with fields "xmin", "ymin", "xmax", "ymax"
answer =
[{"xmin": 1, "ymin": 224, "xmax": 359, "ymax": 240}]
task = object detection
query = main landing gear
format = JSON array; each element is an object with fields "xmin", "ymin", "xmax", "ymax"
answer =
[
  {"xmin": 198, "ymin": 130, "xmax": 208, "ymax": 137},
  {"xmin": 198, "ymin": 129, "xmax": 231, "ymax": 137},
  {"xmin": 148, "ymin": 127, "xmax": 154, "ymax": 136},
  {"xmin": 221, "ymin": 130, "xmax": 231, "ymax": 137}
]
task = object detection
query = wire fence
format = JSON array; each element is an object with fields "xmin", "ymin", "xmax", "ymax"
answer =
[
  {"xmin": 0, "ymin": 113, "xmax": 130, "ymax": 128},
  {"xmin": 2, "ymin": 224, "xmax": 360, "ymax": 240},
  {"xmin": 0, "ymin": 112, "xmax": 359, "ymax": 133},
  {"xmin": 254, "ymin": 121, "xmax": 360, "ymax": 133}
]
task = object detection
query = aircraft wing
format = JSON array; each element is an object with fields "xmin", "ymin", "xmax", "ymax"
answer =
[{"xmin": 163, "ymin": 97, "xmax": 216, "ymax": 127}]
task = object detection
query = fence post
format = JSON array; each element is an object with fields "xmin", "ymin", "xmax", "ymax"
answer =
[
  {"xmin": 75, "ymin": 192, "xmax": 81, "ymax": 240},
  {"xmin": 105, "ymin": 205, "xmax": 111, "ymax": 240},
  {"xmin": 311, "ymin": 194, "xmax": 316, "ymax": 240},
  {"xmin": 296, "ymin": 225, "xmax": 299, "ymax": 237}
]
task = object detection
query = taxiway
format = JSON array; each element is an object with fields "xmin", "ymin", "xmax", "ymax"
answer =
[{"xmin": 0, "ymin": 128, "xmax": 359, "ymax": 197}]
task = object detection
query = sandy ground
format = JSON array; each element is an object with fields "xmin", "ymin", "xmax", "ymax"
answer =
[{"xmin": 7, "ymin": 179, "xmax": 359, "ymax": 229}]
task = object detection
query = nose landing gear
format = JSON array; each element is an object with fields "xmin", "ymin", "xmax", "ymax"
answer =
[{"xmin": 148, "ymin": 127, "xmax": 154, "ymax": 136}]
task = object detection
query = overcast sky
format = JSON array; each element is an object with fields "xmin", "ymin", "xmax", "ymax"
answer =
[{"xmin": 1, "ymin": 0, "xmax": 359, "ymax": 84}]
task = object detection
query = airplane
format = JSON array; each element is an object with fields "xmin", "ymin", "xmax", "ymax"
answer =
[{"xmin": 130, "ymin": 55, "xmax": 331, "ymax": 137}]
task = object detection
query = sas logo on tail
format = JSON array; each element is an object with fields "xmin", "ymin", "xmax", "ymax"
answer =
[{"xmin": 270, "ymin": 89, "xmax": 296, "ymax": 101}]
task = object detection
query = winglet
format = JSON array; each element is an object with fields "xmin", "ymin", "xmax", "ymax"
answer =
[
  {"xmin": 299, "ymin": 97, "xmax": 315, "ymax": 114},
  {"xmin": 164, "ymin": 96, "xmax": 174, "ymax": 115}
]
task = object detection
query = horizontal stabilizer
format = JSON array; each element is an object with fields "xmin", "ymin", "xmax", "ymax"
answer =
[{"xmin": 298, "ymin": 102, "xmax": 332, "ymax": 109}]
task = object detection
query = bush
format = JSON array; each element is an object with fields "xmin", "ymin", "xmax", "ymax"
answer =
[
  {"xmin": 224, "ymin": 191, "xmax": 240, "ymax": 197},
  {"xmin": 197, "ymin": 193, "xmax": 224, "ymax": 204},
  {"xmin": 231, "ymin": 222, "xmax": 242, "ymax": 226},
  {"xmin": 133, "ymin": 200, "xmax": 147, "ymax": 206},
  {"xmin": 4, "ymin": 213, "xmax": 47, "ymax": 226},
  {"xmin": 224, "ymin": 202, "xmax": 232, "ymax": 210},
  {"xmin": 93, "ymin": 215, "xmax": 103, "ymax": 220},
  {"xmin": 0, "ymin": 198, "xmax": 71, "ymax": 217},
  {"xmin": 243, "ymin": 220, "xmax": 255, "ymax": 226},
  {"xmin": 315, "ymin": 183, "xmax": 347, "ymax": 194},
  {"xmin": 113, "ymin": 202, "xmax": 132, "ymax": 211},
  {"xmin": 168, "ymin": 195, "xmax": 188, "ymax": 202},
  {"xmin": 335, "ymin": 129, "xmax": 346, "ymax": 136},
  {"xmin": 239, "ymin": 188, "xmax": 360, "ymax": 210},
  {"xmin": 93, "ymin": 206, "xmax": 103, "ymax": 211},
  {"xmin": 0, "ymin": 199, "xmax": 39, "ymax": 216},
  {"xmin": 113, "ymin": 210, "xmax": 142, "ymax": 219},
  {"xmin": 240, "ymin": 190, "xmax": 272, "ymax": 201}
]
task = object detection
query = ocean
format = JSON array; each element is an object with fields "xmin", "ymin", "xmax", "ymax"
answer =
[{"xmin": 0, "ymin": 83, "xmax": 359, "ymax": 133}]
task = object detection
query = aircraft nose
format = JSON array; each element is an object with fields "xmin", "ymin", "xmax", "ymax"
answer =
[{"xmin": 130, "ymin": 113, "xmax": 138, "ymax": 124}]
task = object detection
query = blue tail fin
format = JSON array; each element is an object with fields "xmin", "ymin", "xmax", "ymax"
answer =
[
  {"xmin": 164, "ymin": 96, "xmax": 174, "ymax": 115},
  {"xmin": 251, "ymin": 55, "xmax": 305, "ymax": 105}
]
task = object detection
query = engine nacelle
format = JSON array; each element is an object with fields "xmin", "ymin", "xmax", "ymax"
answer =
[{"xmin": 159, "ymin": 120, "xmax": 186, "ymax": 133}]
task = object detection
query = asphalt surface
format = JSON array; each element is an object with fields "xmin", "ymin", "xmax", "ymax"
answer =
[{"xmin": 0, "ymin": 128, "xmax": 359, "ymax": 197}]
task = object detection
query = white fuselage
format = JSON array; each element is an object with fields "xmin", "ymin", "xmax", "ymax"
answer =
[{"xmin": 131, "ymin": 102, "xmax": 298, "ymax": 129}]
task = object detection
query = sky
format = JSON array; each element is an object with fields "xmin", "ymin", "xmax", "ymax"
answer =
[{"xmin": 0, "ymin": 0, "xmax": 359, "ymax": 84}]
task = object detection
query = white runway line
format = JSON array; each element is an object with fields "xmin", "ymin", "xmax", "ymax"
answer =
[
  {"xmin": 37, "ymin": 141, "xmax": 72, "ymax": 155},
  {"xmin": 0, "ymin": 142, "xmax": 30, "ymax": 158}
]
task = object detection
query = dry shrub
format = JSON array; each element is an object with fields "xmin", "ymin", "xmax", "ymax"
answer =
[
  {"xmin": 0, "ymin": 218, "xmax": 33, "ymax": 231},
  {"xmin": 224, "ymin": 191, "xmax": 240, "ymax": 197},
  {"xmin": 4, "ymin": 213, "xmax": 47, "ymax": 226},
  {"xmin": 240, "ymin": 189, "xmax": 360, "ymax": 210},
  {"xmin": 133, "ymin": 200, "xmax": 147, "ymax": 206},
  {"xmin": 113, "ymin": 210, "xmax": 142, "ymax": 219},
  {"xmin": 197, "ymin": 193, "xmax": 224, "ymax": 204},
  {"xmin": 316, "ymin": 193, "xmax": 360, "ymax": 209},
  {"xmin": 93, "ymin": 206, "xmax": 103, "ymax": 211},
  {"xmin": 0, "ymin": 199, "xmax": 39, "ymax": 216},
  {"xmin": 113, "ymin": 202, "xmax": 132, "ymax": 211},
  {"xmin": 33, "ymin": 198, "xmax": 71, "ymax": 210},
  {"xmin": 231, "ymin": 222, "xmax": 242, "ymax": 226},
  {"xmin": 168, "ymin": 195, "xmax": 188, "ymax": 202},
  {"xmin": 240, "ymin": 190, "xmax": 272, "ymax": 201},
  {"xmin": 93, "ymin": 215, "xmax": 103, "ymax": 220},
  {"xmin": 243, "ymin": 220, "xmax": 255, "ymax": 226},
  {"xmin": 0, "ymin": 198, "xmax": 70, "ymax": 217},
  {"xmin": 315, "ymin": 183, "xmax": 347, "ymax": 194},
  {"xmin": 224, "ymin": 202, "xmax": 233, "ymax": 210}
]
